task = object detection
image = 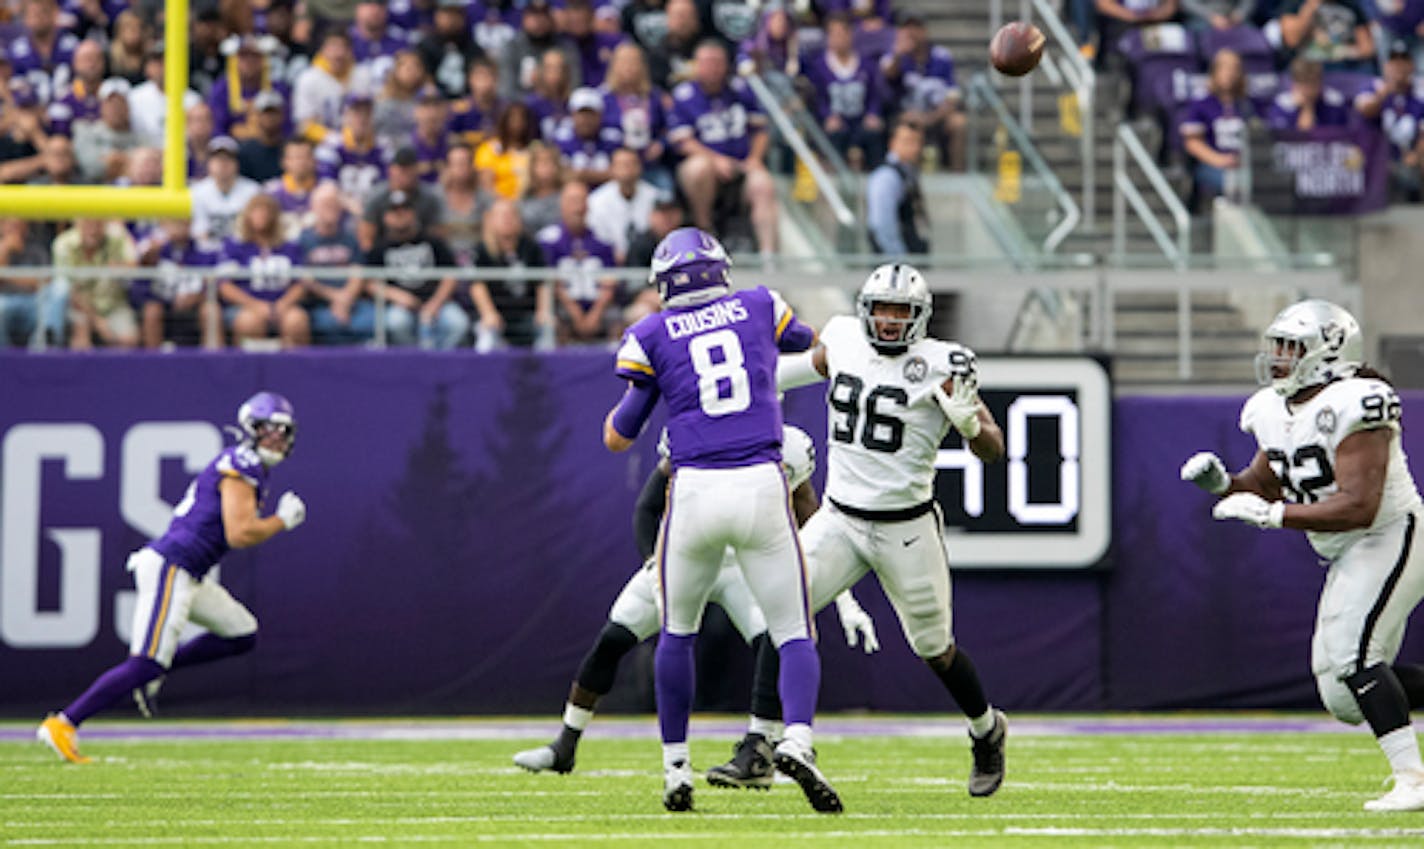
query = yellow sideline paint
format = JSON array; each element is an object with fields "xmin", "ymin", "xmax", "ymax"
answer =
[{"xmin": 0, "ymin": 0, "xmax": 190, "ymax": 219}]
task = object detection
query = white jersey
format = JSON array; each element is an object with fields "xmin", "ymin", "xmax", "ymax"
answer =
[
  {"xmin": 190, "ymin": 177, "xmax": 262, "ymax": 249},
  {"xmin": 1240, "ymin": 377, "xmax": 1423, "ymax": 560},
  {"xmin": 818, "ymin": 315, "xmax": 973, "ymax": 511},
  {"xmin": 658, "ymin": 423, "xmax": 814, "ymax": 490}
]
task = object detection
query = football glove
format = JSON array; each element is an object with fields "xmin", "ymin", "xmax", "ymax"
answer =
[
  {"xmin": 834, "ymin": 591, "xmax": 880, "ymax": 654},
  {"xmin": 1180, "ymin": 451, "xmax": 1230, "ymax": 495},
  {"xmin": 276, "ymin": 491, "xmax": 307, "ymax": 530},
  {"xmin": 1211, "ymin": 492, "xmax": 1284, "ymax": 529},
  {"xmin": 934, "ymin": 373, "xmax": 982, "ymax": 440}
]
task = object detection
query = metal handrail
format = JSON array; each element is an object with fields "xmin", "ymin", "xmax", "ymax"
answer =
[
  {"xmin": 743, "ymin": 72, "xmax": 856, "ymax": 229},
  {"xmin": 968, "ymin": 72, "xmax": 1081, "ymax": 254},
  {"xmin": 1112, "ymin": 123, "xmax": 1191, "ymax": 268}
]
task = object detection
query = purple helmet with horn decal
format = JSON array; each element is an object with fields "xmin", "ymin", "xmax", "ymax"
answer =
[
  {"xmin": 237, "ymin": 391, "xmax": 297, "ymax": 466},
  {"xmin": 648, "ymin": 226, "xmax": 732, "ymax": 309}
]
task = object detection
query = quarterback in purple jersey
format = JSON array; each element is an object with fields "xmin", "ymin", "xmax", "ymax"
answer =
[
  {"xmin": 38, "ymin": 393, "xmax": 306, "ymax": 764},
  {"xmin": 603, "ymin": 227, "xmax": 841, "ymax": 814}
]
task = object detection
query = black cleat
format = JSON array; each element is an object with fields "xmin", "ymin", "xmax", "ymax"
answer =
[
  {"xmin": 706, "ymin": 732, "xmax": 775, "ymax": 790},
  {"xmin": 773, "ymin": 739, "xmax": 843, "ymax": 813},
  {"xmin": 663, "ymin": 759, "xmax": 694, "ymax": 812},
  {"xmin": 968, "ymin": 709, "xmax": 1007, "ymax": 797}
]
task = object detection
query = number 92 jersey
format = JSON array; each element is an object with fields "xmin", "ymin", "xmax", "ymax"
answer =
[
  {"xmin": 819, "ymin": 314, "xmax": 976, "ymax": 512},
  {"xmin": 1240, "ymin": 377, "xmax": 1423, "ymax": 560}
]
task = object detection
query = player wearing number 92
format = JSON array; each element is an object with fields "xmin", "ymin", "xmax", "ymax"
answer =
[
  {"xmin": 604, "ymin": 226, "xmax": 842, "ymax": 814},
  {"xmin": 37, "ymin": 392, "xmax": 307, "ymax": 766},
  {"xmin": 776, "ymin": 262, "xmax": 1012, "ymax": 798},
  {"xmin": 1180, "ymin": 300, "xmax": 1424, "ymax": 813}
]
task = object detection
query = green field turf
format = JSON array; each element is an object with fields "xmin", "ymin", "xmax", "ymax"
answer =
[{"xmin": 4, "ymin": 716, "xmax": 1424, "ymax": 847}]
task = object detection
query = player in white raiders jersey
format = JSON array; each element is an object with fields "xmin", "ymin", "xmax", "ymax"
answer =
[
  {"xmin": 777, "ymin": 263, "xmax": 1011, "ymax": 797},
  {"xmin": 512, "ymin": 425, "xmax": 880, "ymax": 787},
  {"xmin": 1182, "ymin": 300, "xmax": 1424, "ymax": 812}
]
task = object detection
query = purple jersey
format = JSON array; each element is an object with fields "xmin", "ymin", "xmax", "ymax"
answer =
[
  {"xmin": 601, "ymin": 89, "xmax": 665, "ymax": 156},
  {"xmin": 150, "ymin": 444, "xmax": 270, "ymax": 577},
  {"xmin": 46, "ymin": 81, "xmax": 98, "ymax": 136},
  {"xmin": 526, "ymin": 92, "xmax": 569, "ymax": 141},
  {"xmin": 387, "ymin": 0, "xmax": 430, "ymax": 39},
  {"xmin": 349, "ymin": 26, "xmax": 409, "ymax": 81},
  {"xmin": 882, "ymin": 45, "xmax": 958, "ymax": 112},
  {"xmin": 667, "ymin": 77, "xmax": 766, "ymax": 160},
  {"xmin": 219, "ymin": 239, "xmax": 304, "ymax": 301},
  {"xmin": 265, "ymin": 174, "xmax": 318, "ymax": 216},
  {"xmin": 410, "ymin": 130, "xmax": 450, "ymax": 183},
  {"xmin": 316, "ymin": 133, "xmax": 391, "ymax": 197},
  {"xmin": 134, "ymin": 241, "xmax": 219, "ymax": 305},
  {"xmin": 449, "ymin": 95, "xmax": 502, "ymax": 147},
  {"xmin": 1370, "ymin": 84, "xmax": 1424, "ymax": 156},
  {"xmin": 569, "ymin": 32, "xmax": 623, "ymax": 88},
  {"xmin": 805, "ymin": 51, "xmax": 882, "ymax": 122},
  {"xmin": 537, "ymin": 223, "xmax": 617, "ymax": 306},
  {"xmin": 210, "ymin": 78, "xmax": 291, "ymax": 140},
  {"xmin": 8, "ymin": 31, "xmax": 79, "ymax": 104},
  {"xmin": 1265, "ymin": 88, "xmax": 1352, "ymax": 130},
  {"xmin": 552, "ymin": 120, "xmax": 623, "ymax": 176},
  {"xmin": 615, "ymin": 286, "xmax": 807, "ymax": 469},
  {"xmin": 1178, "ymin": 94, "xmax": 1249, "ymax": 154}
]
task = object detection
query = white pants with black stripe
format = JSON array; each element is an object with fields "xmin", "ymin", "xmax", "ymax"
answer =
[
  {"xmin": 656, "ymin": 462, "xmax": 812, "ymax": 647},
  {"xmin": 126, "ymin": 547, "xmax": 258, "ymax": 668},
  {"xmin": 1313, "ymin": 513, "xmax": 1424, "ymax": 724},
  {"xmin": 801, "ymin": 500, "xmax": 955, "ymax": 659}
]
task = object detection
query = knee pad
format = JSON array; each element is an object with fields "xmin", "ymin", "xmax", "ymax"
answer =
[{"xmin": 1317, "ymin": 672, "xmax": 1365, "ymax": 725}]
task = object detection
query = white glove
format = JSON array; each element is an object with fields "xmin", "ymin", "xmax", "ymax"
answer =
[
  {"xmin": 1180, "ymin": 451, "xmax": 1230, "ymax": 495},
  {"xmin": 834, "ymin": 591, "xmax": 880, "ymax": 654},
  {"xmin": 1212, "ymin": 492, "xmax": 1284, "ymax": 529},
  {"xmin": 276, "ymin": 491, "xmax": 306, "ymax": 530},
  {"xmin": 933, "ymin": 373, "xmax": 982, "ymax": 440}
]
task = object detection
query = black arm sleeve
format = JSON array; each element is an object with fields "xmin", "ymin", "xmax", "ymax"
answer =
[{"xmin": 632, "ymin": 466, "xmax": 671, "ymax": 561}]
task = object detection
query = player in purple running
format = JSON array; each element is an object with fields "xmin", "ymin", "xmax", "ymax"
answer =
[
  {"xmin": 37, "ymin": 393, "xmax": 307, "ymax": 764},
  {"xmin": 603, "ymin": 226, "xmax": 841, "ymax": 813}
]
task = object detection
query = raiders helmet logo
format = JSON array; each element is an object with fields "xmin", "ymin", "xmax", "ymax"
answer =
[
  {"xmin": 903, "ymin": 355, "xmax": 928, "ymax": 383},
  {"xmin": 1316, "ymin": 407, "xmax": 1337, "ymax": 435}
]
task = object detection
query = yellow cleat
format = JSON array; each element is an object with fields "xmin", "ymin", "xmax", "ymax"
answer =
[{"xmin": 37, "ymin": 714, "xmax": 92, "ymax": 764}]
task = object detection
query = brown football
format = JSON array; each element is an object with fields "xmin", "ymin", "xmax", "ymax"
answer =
[{"xmin": 990, "ymin": 21, "xmax": 1046, "ymax": 77}]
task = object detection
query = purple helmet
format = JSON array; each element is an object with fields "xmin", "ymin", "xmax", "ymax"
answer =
[
  {"xmin": 649, "ymin": 227, "xmax": 732, "ymax": 309},
  {"xmin": 237, "ymin": 391, "xmax": 297, "ymax": 466}
]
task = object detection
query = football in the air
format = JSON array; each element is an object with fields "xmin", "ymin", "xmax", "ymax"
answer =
[{"xmin": 990, "ymin": 21, "xmax": 1046, "ymax": 77}]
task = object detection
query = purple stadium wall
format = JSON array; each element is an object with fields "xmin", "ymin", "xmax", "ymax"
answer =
[{"xmin": 2, "ymin": 351, "xmax": 1422, "ymax": 717}]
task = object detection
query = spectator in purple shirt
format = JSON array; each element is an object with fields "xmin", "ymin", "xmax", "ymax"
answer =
[
  {"xmin": 1266, "ymin": 56, "xmax": 1353, "ymax": 128},
  {"xmin": 45, "ymin": 37, "xmax": 102, "ymax": 137},
  {"xmin": 561, "ymin": 0, "xmax": 622, "ymax": 88},
  {"xmin": 601, "ymin": 42, "xmax": 671, "ymax": 190},
  {"xmin": 409, "ymin": 87, "xmax": 451, "ymax": 184},
  {"xmin": 264, "ymin": 137, "xmax": 320, "ymax": 239},
  {"xmin": 881, "ymin": 13, "xmax": 966, "ymax": 170},
  {"xmin": 209, "ymin": 35, "xmax": 285, "ymax": 142},
  {"xmin": 539, "ymin": 180, "xmax": 619, "ymax": 343},
  {"xmin": 1356, "ymin": 41, "xmax": 1424, "ymax": 197},
  {"xmin": 350, "ymin": 0, "xmax": 409, "ymax": 83},
  {"xmin": 450, "ymin": 57, "xmax": 503, "ymax": 149},
  {"xmin": 9, "ymin": 0, "xmax": 80, "ymax": 105},
  {"xmin": 808, "ymin": 12, "xmax": 887, "ymax": 170},
  {"xmin": 218, "ymin": 193, "xmax": 310, "ymax": 348},
  {"xmin": 526, "ymin": 48, "xmax": 576, "ymax": 141},
  {"xmin": 555, "ymin": 86, "xmax": 624, "ymax": 186},
  {"xmin": 135, "ymin": 217, "xmax": 222, "ymax": 349},
  {"xmin": 668, "ymin": 40, "xmax": 778, "ymax": 257},
  {"xmin": 736, "ymin": 4, "xmax": 799, "ymax": 77},
  {"xmin": 1180, "ymin": 49, "xmax": 1251, "ymax": 209}
]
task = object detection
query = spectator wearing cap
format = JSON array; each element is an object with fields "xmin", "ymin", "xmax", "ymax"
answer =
[
  {"xmin": 360, "ymin": 144, "xmax": 445, "ymax": 250},
  {"xmin": 0, "ymin": 218, "xmax": 64, "ymax": 346},
  {"xmin": 538, "ymin": 181, "xmax": 619, "ymax": 344},
  {"xmin": 218, "ymin": 193, "xmax": 310, "ymax": 348},
  {"xmin": 807, "ymin": 12, "xmax": 887, "ymax": 171},
  {"xmin": 1179, "ymin": 49, "xmax": 1250, "ymax": 211},
  {"xmin": 866, "ymin": 120, "xmax": 930, "ymax": 256},
  {"xmin": 668, "ymin": 40, "xmax": 779, "ymax": 258},
  {"xmin": 476, "ymin": 100, "xmax": 538, "ymax": 198},
  {"xmin": 210, "ymin": 35, "xmax": 287, "ymax": 142},
  {"xmin": 561, "ymin": 0, "xmax": 622, "ymax": 88},
  {"xmin": 73, "ymin": 78, "xmax": 139, "ymax": 183},
  {"xmin": 450, "ymin": 57, "xmax": 504, "ymax": 148},
  {"xmin": 648, "ymin": 0, "xmax": 705, "ymax": 90},
  {"xmin": 46, "ymin": 38, "xmax": 104, "ymax": 138},
  {"xmin": 238, "ymin": 90, "xmax": 290, "ymax": 182},
  {"xmin": 622, "ymin": 195, "xmax": 682, "ymax": 323},
  {"xmin": 294, "ymin": 31, "xmax": 372, "ymax": 144},
  {"xmin": 420, "ymin": 0, "xmax": 487, "ymax": 99},
  {"xmin": 882, "ymin": 13, "xmax": 965, "ymax": 171},
  {"xmin": 409, "ymin": 88, "xmax": 452, "ymax": 184},
  {"xmin": 351, "ymin": 0, "xmax": 410, "ymax": 82},
  {"xmin": 129, "ymin": 46, "xmax": 204, "ymax": 149},
  {"xmin": 587, "ymin": 147, "xmax": 660, "ymax": 262},
  {"xmin": 500, "ymin": 0, "xmax": 581, "ymax": 102},
  {"xmin": 133, "ymin": 217, "xmax": 223, "ymax": 349},
  {"xmin": 526, "ymin": 49, "xmax": 576, "ymax": 141},
  {"xmin": 1266, "ymin": 56, "xmax": 1352, "ymax": 129},
  {"xmin": 0, "ymin": 78, "xmax": 50, "ymax": 183},
  {"xmin": 365, "ymin": 189, "xmax": 470, "ymax": 349},
  {"xmin": 266, "ymin": 138, "xmax": 320, "ymax": 238},
  {"xmin": 439, "ymin": 142, "xmax": 494, "ymax": 264},
  {"xmin": 107, "ymin": 10, "xmax": 148, "ymax": 84},
  {"xmin": 10, "ymin": 0, "xmax": 80, "ymax": 106},
  {"xmin": 1357, "ymin": 41, "xmax": 1424, "ymax": 199},
  {"xmin": 316, "ymin": 92, "xmax": 391, "ymax": 199},
  {"xmin": 299, "ymin": 182, "xmax": 375, "ymax": 346},
  {"xmin": 53, "ymin": 218, "xmax": 140, "ymax": 350},
  {"xmin": 192, "ymin": 136, "xmax": 263, "ymax": 248},
  {"xmin": 601, "ymin": 43, "xmax": 672, "ymax": 192},
  {"xmin": 188, "ymin": 5, "xmax": 228, "ymax": 97},
  {"xmin": 519, "ymin": 143, "xmax": 566, "ymax": 234},
  {"xmin": 1269, "ymin": 0, "xmax": 1375, "ymax": 74},
  {"xmin": 470, "ymin": 198, "xmax": 555, "ymax": 352},
  {"xmin": 555, "ymin": 86, "xmax": 624, "ymax": 186},
  {"xmin": 374, "ymin": 50, "xmax": 431, "ymax": 146}
]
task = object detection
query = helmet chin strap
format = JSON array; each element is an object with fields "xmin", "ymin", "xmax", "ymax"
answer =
[{"xmin": 256, "ymin": 447, "xmax": 286, "ymax": 467}]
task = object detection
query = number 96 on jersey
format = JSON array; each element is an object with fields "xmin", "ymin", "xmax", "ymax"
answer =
[{"xmin": 933, "ymin": 358, "xmax": 1111, "ymax": 570}]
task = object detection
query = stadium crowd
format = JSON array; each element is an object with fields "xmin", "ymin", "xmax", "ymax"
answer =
[{"xmin": 0, "ymin": 0, "xmax": 973, "ymax": 350}]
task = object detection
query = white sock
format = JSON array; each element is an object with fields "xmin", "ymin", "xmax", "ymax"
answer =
[
  {"xmin": 562, "ymin": 703, "xmax": 594, "ymax": 732},
  {"xmin": 783, "ymin": 723, "xmax": 813, "ymax": 752},
  {"xmin": 968, "ymin": 708, "xmax": 997, "ymax": 738},
  {"xmin": 1378, "ymin": 726, "xmax": 1424, "ymax": 775},
  {"xmin": 663, "ymin": 742, "xmax": 690, "ymax": 770},
  {"xmin": 748, "ymin": 716, "xmax": 781, "ymax": 740}
]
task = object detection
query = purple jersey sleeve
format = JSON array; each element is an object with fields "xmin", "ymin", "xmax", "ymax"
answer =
[{"xmin": 149, "ymin": 444, "xmax": 270, "ymax": 577}]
